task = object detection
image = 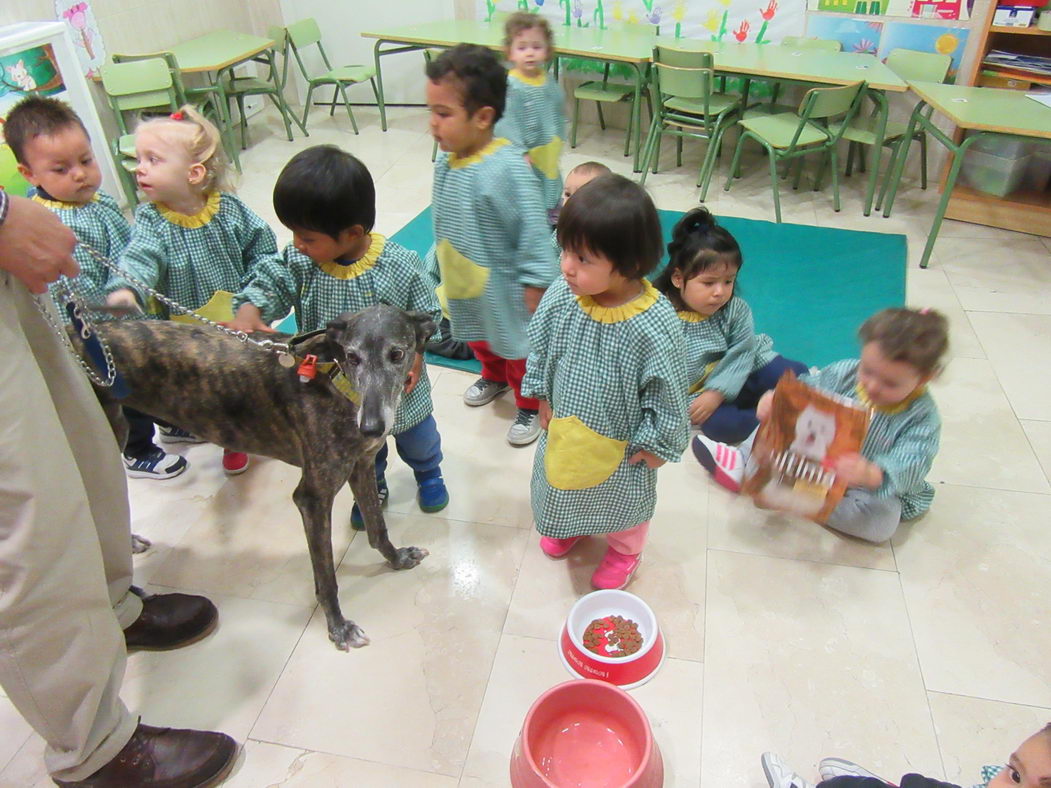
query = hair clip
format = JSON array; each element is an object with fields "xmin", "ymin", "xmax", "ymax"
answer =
[
  {"xmin": 918, "ymin": 307, "xmax": 930, "ymax": 315},
  {"xmin": 170, "ymin": 111, "xmax": 184, "ymax": 121}
]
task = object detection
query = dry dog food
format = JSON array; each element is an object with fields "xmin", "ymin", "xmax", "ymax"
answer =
[{"xmin": 583, "ymin": 615, "xmax": 643, "ymax": 658}]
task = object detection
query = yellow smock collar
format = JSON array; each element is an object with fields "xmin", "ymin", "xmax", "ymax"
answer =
[
  {"xmin": 449, "ymin": 137, "xmax": 509, "ymax": 169},
  {"xmin": 577, "ymin": 280, "xmax": 660, "ymax": 324},
  {"xmin": 317, "ymin": 233, "xmax": 386, "ymax": 280},
  {"xmin": 32, "ymin": 192, "xmax": 98, "ymax": 210},
  {"xmin": 510, "ymin": 68, "xmax": 547, "ymax": 86},
  {"xmin": 157, "ymin": 190, "xmax": 221, "ymax": 228},
  {"xmin": 677, "ymin": 309, "xmax": 710, "ymax": 323},
  {"xmin": 855, "ymin": 382, "xmax": 927, "ymax": 415}
]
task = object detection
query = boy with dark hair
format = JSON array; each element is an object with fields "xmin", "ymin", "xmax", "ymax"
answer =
[
  {"xmin": 4, "ymin": 95, "xmax": 187, "ymax": 480},
  {"xmin": 229, "ymin": 145, "xmax": 448, "ymax": 525},
  {"xmin": 424, "ymin": 43, "xmax": 559, "ymax": 447}
]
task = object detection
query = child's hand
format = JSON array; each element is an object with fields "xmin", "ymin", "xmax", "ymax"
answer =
[
  {"xmin": 688, "ymin": 390, "xmax": 724, "ymax": 425},
  {"xmin": 523, "ymin": 285, "xmax": 545, "ymax": 314},
  {"xmin": 105, "ymin": 288, "xmax": 141, "ymax": 312},
  {"xmin": 404, "ymin": 352, "xmax": 424, "ymax": 395},
  {"xmin": 224, "ymin": 303, "xmax": 274, "ymax": 334},
  {"xmin": 756, "ymin": 390, "xmax": 775, "ymax": 423},
  {"xmin": 539, "ymin": 399, "xmax": 552, "ymax": 430},
  {"xmin": 833, "ymin": 453, "xmax": 883, "ymax": 489},
  {"xmin": 628, "ymin": 449, "xmax": 665, "ymax": 469}
]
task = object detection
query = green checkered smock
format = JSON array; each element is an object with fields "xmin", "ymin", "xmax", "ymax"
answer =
[
  {"xmin": 36, "ymin": 191, "xmax": 130, "ymax": 322},
  {"xmin": 678, "ymin": 296, "xmax": 777, "ymax": 399},
  {"xmin": 523, "ymin": 278, "xmax": 689, "ymax": 537},
  {"xmin": 801, "ymin": 359, "xmax": 941, "ymax": 520},
  {"xmin": 428, "ymin": 138, "xmax": 559, "ymax": 361},
  {"xmin": 495, "ymin": 69, "xmax": 565, "ymax": 212},
  {"xmin": 232, "ymin": 235, "xmax": 440, "ymax": 435},
  {"xmin": 109, "ymin": 191, "xmax": 278, "ymax": 318}
]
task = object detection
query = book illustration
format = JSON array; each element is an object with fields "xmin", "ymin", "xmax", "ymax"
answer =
[{"xmin": 742, "ymin": 373, "xmax": 870, "ymax": 524}]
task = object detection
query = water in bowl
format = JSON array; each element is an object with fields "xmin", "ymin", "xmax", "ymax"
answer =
[{"xmin": 535, "ymin": 709, "xmax": 642, "ymax": 787}]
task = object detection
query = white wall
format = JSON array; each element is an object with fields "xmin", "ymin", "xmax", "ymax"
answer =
[{"xmin": 278, "ymin": 0, "xmax": 458, "ymax": 106}]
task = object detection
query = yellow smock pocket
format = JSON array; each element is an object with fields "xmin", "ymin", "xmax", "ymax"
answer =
[
  {"xmin": 545, "ymin": 415, "xmax": 627, "ymax": 491},
  {"xmin": 529, "ymin": 136, "xmax": 563, "ymax": 180},
  {"xmin": 170, "ymin": 290, "xmax": 233, "ymax": 324},
  {"xmin": 437, "ymin": 239, "xmax": 489, "ymax": 300}
]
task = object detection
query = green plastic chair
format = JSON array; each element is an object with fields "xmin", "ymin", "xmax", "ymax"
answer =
[
  {"xmin": 744, "ymin": 36, "xmax": 843, "ymax": 119},
  {"xmin": 221, "ymin": 26, "xmax": 308, "ymax": 149},
  {"xmin": 569, "ymin": 22, "xmax": 656, "ymax": 157},
  {"xmin": 638, "ymin": 47, "xmax": 741, "ymax": 200},
  {"xmin": 836, "ymin": 49, "xmax": 951, "ymax": 217},
  {"xmin": 111, "ymin": 51, "xmax": 239, "ymax": 171},
  {"xmin": 99, "ymin": 58, "xmax": 181, "ymax": 205},
  {"xmin": 286, "ymin": 17, "xmax": 379, "ymax": 134},
  {"xmin": 724, "ymin": 80, "xmax": 866, "ymax": 223}
]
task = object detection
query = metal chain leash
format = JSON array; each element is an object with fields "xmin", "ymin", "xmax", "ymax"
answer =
[{"xmin": 33, "ymin": 278, "xmax": 120, "ymax": 388}]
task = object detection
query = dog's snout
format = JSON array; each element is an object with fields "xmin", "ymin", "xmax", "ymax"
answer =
[{"xmin": 359, "ymin": 417, "xmax": 386, "ymax": 438}]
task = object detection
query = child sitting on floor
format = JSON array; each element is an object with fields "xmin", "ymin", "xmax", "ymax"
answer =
[
  {"xmin": 524, "ymin": 173, "xmax": 688, "ymax": 590},
  {"xmin": 106, "ymin": 105, "xmax": 280, "ymax": 475},
  {"xmin": 654, "ymin": 206, "xmax": 807, "ymax": 443},
  {"xmin": 424, "ymin": 43, "xmax": 559, "ymax": 447},
  {"xmin": 761, "ymin": 722, "xmax": 1051, "ymax": 787},
  {"xmin": 693, "ymin": 307, "xmax": 947, "ymax": 544},
  {"xmin": 228, "ymin": 145, "xmax": 448, "ymax": 527},
  {"xmin": 4, "ymin": 95, "xmax": 186, "ymax": 480}
]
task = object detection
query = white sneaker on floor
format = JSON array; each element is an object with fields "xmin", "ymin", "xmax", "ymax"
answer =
[
  {"xmin": 819, "ymin": 757, "xmax": 888, "ymax": 783},
  {"xmin": 463, "ymin": 377, "xmax": 509, "ymax": 406},
  {"xmin": 691, "ymin": 434, "xmax": 744, "ymax": 492},
  {"xmin": 123, "ymin": 448, "xmax": 188, "ymax": 480},
  {"xmin": 761, "ymin": 753, "xmax": 816, "ymax": 788},
  {"xmin": 507, "ymin": 409, "xmax": 540, "ymax": 446}
]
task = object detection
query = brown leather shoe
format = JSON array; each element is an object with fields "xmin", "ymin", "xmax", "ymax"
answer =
[
  {"xmin": 53, "ymin": 723, "xmax": 237, "ymax": 787},
  {"xmin": 124, "ymin": 587, "xmax": 218, "ymax": 650}
]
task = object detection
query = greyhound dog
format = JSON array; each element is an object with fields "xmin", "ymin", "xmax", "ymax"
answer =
[{"xmin": 78, "ymin": 304, "xmax": 433, "ymax": 651}]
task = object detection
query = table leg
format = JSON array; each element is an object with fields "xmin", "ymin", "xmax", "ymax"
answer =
[
  {"xmin": 266, "ymin": 50, "xmax": 308, "ymax": 139},
  {"xmin": 374, "ymin": 39, "xmax": 389, "ymax": 132},
  {"xmin": 631, "ymin": 63, "xmax": 645, "ymax": 173},
  {"xmin": 879, "ymin": 99, "xmax": 925, "ymax": 220},
  {"xmin": 863, "ymin": 90, "xmax": 888, "ymax": 218},
  {"xmin": 918, "ymin": 132, "xmax": 980, "ymax": 269},
  {"xmin": 213, "ymin": 68, "xmax": 241, "ymax": 172}
]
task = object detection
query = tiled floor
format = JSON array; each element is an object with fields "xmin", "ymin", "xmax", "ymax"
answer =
[{"xmin": 2, "ymin": 103, "xmax": 1050, "ymax": 787}]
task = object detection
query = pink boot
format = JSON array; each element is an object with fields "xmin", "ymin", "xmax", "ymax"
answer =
[
  {"xmin": 591, "ymin": 547, "xmax": 642, "ymax": 590},
  {"xmin": 540, "ymin": 535, "xmax": 584, "ymax": 558}
]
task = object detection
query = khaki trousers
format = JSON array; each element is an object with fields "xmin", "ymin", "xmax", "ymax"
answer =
[{"xmin": 0, "ymin": 273, "xmax": 141, "ymax": 781}]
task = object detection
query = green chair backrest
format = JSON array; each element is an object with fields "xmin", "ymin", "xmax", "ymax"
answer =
[
  {"xmin": 799, "ymin": 80, "xmax": 864, "ymax": 120},
  {"xmin": 287, "ymin": 18, "xmax": 323, "ymax": 50},
  {"xmin": 99, "ymin": 58, "xmax": 179, "ymax": 134},
  {"xmin": 111, "ymin": 51, "xmax": 189, "ymax": 105},
  {"xmin": 264, "ymin": 26, "xmax": 292, "ymax": 89},
  {"xmin": 885, "ymin": 48, "xmax": 951, "ymax": 83},
  {"xmin": 652, "ymin": 47, "xmax": 719, "ymax": 125},
  {"xmin": 781, "ymin": 36, "xmax": 842, "ymax": 52}
]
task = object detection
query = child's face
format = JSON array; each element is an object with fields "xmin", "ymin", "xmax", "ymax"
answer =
[
  {"xmin": 17, "ymin": 125, "xmax": 101, "ymax": 204},
  {"xmin": 508, "ymin": 28, "xmax": 550, "ymax": 76},
  {"xmin": 560, "ymin": 245, "xmax": 627, "ymax": 298},
  {"xmin": 562, "ymin": 168, "xmax": 599, "ymax": 203},
  {"xmin": 857, "ymin": 341, "xmax": 927, "ymax": 408},
  {"xmin": 134, "ymin": 127, "xmax": 202, "ymax": 206},
  {"xmin": 672, "ymin": 260, "xmax": 736, "ymax": 316},
  {"xmin": 426, "ymin": 77, "xmax": 493, "ymax": 158},
  {"xmin": 988, "ymin": 732, "xmax": 1051, "ymax": 788},
  {"xmin": 290, "ymin": 226, "xmax": 362, "ymax": 265}
]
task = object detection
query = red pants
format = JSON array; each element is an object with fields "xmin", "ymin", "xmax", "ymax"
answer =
[{"xmin": 468, "ymin": 341, "xmax": 539, "ymax": 411}]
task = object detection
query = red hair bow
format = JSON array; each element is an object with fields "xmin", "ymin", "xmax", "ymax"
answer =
[{"xmin": 170, "ymin": 111, "xmax": 184, "ymax": 121}]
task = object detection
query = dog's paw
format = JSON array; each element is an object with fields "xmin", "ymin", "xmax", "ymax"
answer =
[
  {"xmin": 131, "ymin": 534, "xmax": 152, "ymax": 554},
  {"xmin": 330, "ymin": 620, "xmax": 370, "ymax": 651},
  {"xmin": 389, "ymin": 545, "xmax": 429, "ymax": 570}
]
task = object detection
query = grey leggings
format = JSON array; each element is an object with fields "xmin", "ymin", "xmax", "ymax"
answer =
[{"xmin": 739, "ymin": 429, "xmax": 902, "ymax": 543}]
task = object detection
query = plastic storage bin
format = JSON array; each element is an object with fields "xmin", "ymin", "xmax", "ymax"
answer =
[
  {"xmin": 970, "ymin": 134, "xmax": 1032, "ymax": 158},
  {"xmin": 1022, "ymin": 147, "xmax": 1051, "ymax": 191},
  {"xmin": 961, "ymin": 148, "xmax": 1032, "ymax": 197}
]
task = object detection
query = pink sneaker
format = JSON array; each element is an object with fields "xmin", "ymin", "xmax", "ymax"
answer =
[
  {"xmin": 591, "ymin": 547, "xmax": 641, "ymax": 590},
  {"xmin": 540, "ymin": 535, "xmax": 584, "ymax": 558},
  {"xmin": 691, "ymin": 434, "xmax": 743, "ymax": 493},
  {"xmin": 222, "ymin": 450, "xmax": 249, "ymax": 475}
]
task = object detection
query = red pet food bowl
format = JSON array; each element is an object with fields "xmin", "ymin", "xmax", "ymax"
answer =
[
  {"xmin": 510, "ymin": 679, "xmax": 664, "ymax": 787},
  {"xmin": 559, "ymin": 590, "xmax": 665, "ymax": 690}
]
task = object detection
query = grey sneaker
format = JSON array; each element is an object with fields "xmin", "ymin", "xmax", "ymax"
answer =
[
  {"xmin": 463, "ymin": 377, "xmax": 509, "ymax": 407},
  {"xmin": 507, "ymin": 408, "xmax": 541, "ymax": 446},
  {"xmin": 157, "ymin": 425, "xmax": 205, "ymax": 444},
  {"xmin": 819, "ymin": 758, "xmax": 888, "ymax": 783},
  {"xmin": 761, "ymin": 753, "xmax": 816, "ymax": 788}
]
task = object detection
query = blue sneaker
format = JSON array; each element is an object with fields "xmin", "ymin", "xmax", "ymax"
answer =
[
  {"xmin": 123, "ymin": 448, "xmax": 188, "ymax": 480},
  {"xmin": 417, "ymin": 476, "xmax": 449, "ymax": 513},
  {"xmin": 351, "ymin": 478, "xmax": 389, "ymax": 531}
]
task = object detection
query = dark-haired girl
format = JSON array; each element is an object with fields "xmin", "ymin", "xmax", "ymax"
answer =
[
  {"xmin": 522, "ymin": 174, "xmax": 688, "ymax": 590},
  {"xmin": 654, "ymin": 206, "xmax": 807, "ymax": 444}
]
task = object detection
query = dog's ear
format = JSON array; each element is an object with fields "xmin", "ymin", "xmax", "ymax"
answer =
[{"xmin": 405, "ymin": 311, "xmax": 437, "ymax": 353}]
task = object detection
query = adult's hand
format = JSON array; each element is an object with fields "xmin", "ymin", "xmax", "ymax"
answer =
[{"xmin": 0, "ymin": 195, "xmax": 78, "ymax": 293}]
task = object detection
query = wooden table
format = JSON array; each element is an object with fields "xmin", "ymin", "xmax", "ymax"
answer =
[{"xmin": 882, "ymin": 80, "xmax": 1051, "ymax": 268}]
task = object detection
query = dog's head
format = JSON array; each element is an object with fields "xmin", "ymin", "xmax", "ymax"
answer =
[
  {"xmin": 789, "ymin": 404, "xmax": 837, "ymax": 462},
  {"xmin": 322, "ymin": 305, "xmax": 436, "ymax": 438}
]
